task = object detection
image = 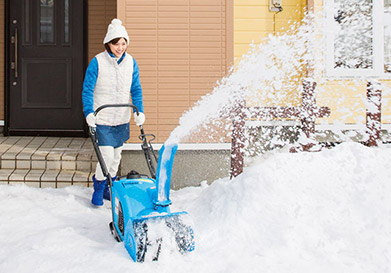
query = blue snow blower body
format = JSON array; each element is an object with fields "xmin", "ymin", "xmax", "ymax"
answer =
[{"xmin": 90, "ymin": 104, "xmax": 195, "ymax": 262}]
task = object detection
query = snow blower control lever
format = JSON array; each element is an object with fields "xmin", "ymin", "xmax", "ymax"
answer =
[
  {"xmin": 139, "ymin": 128, "xmax": 158, "ymax": 179},
  {"xmin": 89, "ymin": 104, "xmax": 195, "ymax": 262}
]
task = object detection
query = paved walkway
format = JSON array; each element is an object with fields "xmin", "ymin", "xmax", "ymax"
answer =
[{"xmin": 0, "ymin": 136, "xmax": 97, "ymax": 188}]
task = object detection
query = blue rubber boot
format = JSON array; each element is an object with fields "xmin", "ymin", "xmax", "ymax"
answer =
[
  {"xmin": 103, "ymin": 176, "xmax": 116, "ymax": 201},
  {"xmin": 91, "ymin": 175, "xmax": 107, "ymax": 206}
]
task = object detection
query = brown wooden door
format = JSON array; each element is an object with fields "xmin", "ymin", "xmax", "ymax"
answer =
[{"xmin": 6, "ymin": 0, "xmax": 86, "ymax": 136}]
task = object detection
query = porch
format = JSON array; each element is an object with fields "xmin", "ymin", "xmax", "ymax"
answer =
[{"xmin": 0, "ymin": 135, "xmax": 96, "ymax": 187}]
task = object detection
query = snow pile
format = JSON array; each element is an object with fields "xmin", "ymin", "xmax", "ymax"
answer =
[
  {"xmin": 1, "ymin": 142, "xmax": 391, "ymax": 272},
  {"xmin": 183, "ymin": 142, "xmax": 391, "ymax": 272}
]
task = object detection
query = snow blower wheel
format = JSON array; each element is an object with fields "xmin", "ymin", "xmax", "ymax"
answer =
[
  {"xmin": 109, "ymin": 222, "xmax": 121, "ymax": 242},
  {"xmin": 118, "ymin": 202, "xmax": 125, "ymax": 236}
]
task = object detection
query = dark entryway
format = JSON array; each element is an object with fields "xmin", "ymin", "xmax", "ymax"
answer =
[{"xmin": 5, "ymin": 0, "xmax": 87, "ymax": 136}]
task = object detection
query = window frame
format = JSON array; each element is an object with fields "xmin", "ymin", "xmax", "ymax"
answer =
[{"xmin": 324, "ymin": 0, "xmax": 387, "ymax": 78}]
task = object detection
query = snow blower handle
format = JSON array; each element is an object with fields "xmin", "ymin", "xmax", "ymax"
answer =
[
  {"xmin": 89, "ymin": 103, "xmax": 140, "ymax": 185},
  {"xmin": 94, "ymin": 103, "xmax": 140, "ymax": 117}
]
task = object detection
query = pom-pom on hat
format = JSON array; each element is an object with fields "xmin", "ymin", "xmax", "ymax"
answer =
[{"xmin": 103, "ymin": 19, "xmax": 130, "ymax": 45}]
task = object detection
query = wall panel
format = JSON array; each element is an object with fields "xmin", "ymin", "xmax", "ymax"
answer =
[
  {"xmin": 120, "ymin": 0, "xmax": 233, "ymax": 142},
  {"xmin": 88, "ymin": 0, "xmax": 117, "ymax": 62}
]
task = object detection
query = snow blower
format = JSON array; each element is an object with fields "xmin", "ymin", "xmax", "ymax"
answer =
[{"xmin": 90, "ymin": 104, "xmax": 195, "ymax": 262}]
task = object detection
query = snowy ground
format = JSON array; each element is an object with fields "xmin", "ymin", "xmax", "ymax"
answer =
[{"xmin": 1, "ymin": 142, "xmax": 391, "ymax": 273}]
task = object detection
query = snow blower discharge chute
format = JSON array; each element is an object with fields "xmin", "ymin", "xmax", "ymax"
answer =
[{"xmin": 90, "ymin": 104, "xmax": 195, "ymax": 262}]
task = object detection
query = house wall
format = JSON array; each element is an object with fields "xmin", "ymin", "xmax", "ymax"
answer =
[
  {"xmin": 233, "ymin": 0, "xmax": 307, "ymax": 107},
  {"xmin": 88, "ymin": 0, "xmax": 117, "ymax": 61},
  {"xmin": 234, "ymin": 0, "xmax": 307, "ymax": 62},
  {"xmin": 316, "ymin": 81, "xmax": 391, "ymax": 126},
  {"xmin": 121, "ymin": 148, "xmax": 231, "ymax": 188},
  {"xmin": 117, "ymin": 0, "xmax": 233, "ymax": 142}
]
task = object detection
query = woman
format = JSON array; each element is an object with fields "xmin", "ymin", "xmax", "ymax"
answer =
[{"xmin": 82, "ymin": 19, "xmax": 145, "ymax": 206}]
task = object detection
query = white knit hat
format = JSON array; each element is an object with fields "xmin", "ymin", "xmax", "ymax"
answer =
[{"xmin": 103, "ymin": 19, "xmax": 130, "ymax": 45}]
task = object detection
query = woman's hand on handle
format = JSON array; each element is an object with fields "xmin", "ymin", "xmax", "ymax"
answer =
[
  {"xmin": 86, "ymin": 113, "xmax": 96, "ymax": 128},
  {"xmin": 134, "ymin": 112, "xmax": 145, "ymax": 126}
]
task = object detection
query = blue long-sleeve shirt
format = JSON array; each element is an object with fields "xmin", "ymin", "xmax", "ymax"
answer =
[{"xmin": 82, "ymin": 52, "xmax": 144, "ymax": 118}]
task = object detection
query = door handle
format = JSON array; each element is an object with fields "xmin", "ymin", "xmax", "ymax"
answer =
[{"xmin": 11, "ymin": 28, "xmax": 18, "ymax": 78}]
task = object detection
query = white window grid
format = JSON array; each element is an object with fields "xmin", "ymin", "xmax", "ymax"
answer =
[{"xmin": 324, "ymin": 0, "xmax": 390, "ymax": 78}]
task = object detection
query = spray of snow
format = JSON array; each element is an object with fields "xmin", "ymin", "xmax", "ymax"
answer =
[
  {"xmin": 165, "ymin": 12, "xmax": 328, "ymax": 155},
  {"xmin": 165, "ymin": 7, "xmax": 389, "ymax": 154},
  {"xmin": 167, "ymin": 15, "xmax": 317, "ymax": 145},
  {"xmin": 157, "ymin": 8, "xmax": 389, "ymax": 204}
]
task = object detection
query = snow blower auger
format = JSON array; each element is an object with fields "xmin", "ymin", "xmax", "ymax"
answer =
[{"xmin": 89, "ymin": 104, "xmax": 195, "ymax": 262}]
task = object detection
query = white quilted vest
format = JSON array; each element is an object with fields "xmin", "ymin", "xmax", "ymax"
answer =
[{"xmin": 94, "ymin": 51, "xmax": 134, "ymax": 126}]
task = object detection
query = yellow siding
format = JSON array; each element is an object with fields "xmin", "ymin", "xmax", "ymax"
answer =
[
  {"xmin": 234, "ymin": 0, "xmax": 306, "ymax": 61},
  {"xmin": 316, "ymin": 80, "xmax": 391, "ymax": 125},
  {"xmin": 234, "ymin": 0, "xmax": 306, "ymax": 107}
]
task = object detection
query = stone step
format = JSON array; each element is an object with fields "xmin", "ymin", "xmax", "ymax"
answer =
[
  {"xmin": 0, "ymin": 136, "xmax": 97, "ymax": 170},
  {"xmin": 0, "ymin": 168, "xmax": 93, "ymax": 188},
  {"xmin": 0, "ymin": 136, "xmax": 98, "ymax": 187}
]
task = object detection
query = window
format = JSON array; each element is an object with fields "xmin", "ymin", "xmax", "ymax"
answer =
[
  {"xmin": 325, "ymin": 0, "xmax": 389, "ymax": 77},
  {"xmin": 40, "ymin": 0, "xmax": 54, "ymax": 44}
]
